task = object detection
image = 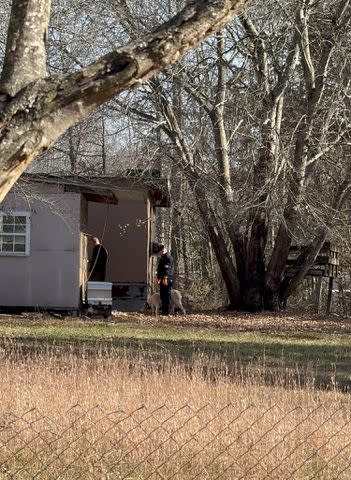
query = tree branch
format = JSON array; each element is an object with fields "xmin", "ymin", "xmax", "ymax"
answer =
[
  {"xmin": 0, "ymin": 0, "xmax": 251, "ymax": 201},
  {"xmin": 239, "ymin": 11, "xmax": 269, "ymax": 94}
]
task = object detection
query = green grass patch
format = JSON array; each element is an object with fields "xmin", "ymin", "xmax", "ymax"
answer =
[{"xmin": 0, "ymin": 316, "xmax": 350, "ymax": 389}]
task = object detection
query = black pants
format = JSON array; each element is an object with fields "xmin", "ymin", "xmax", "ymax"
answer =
[
  {"xmin": 160, "ymin": 283, "xmax": 172, "ymax": 315},
  {"xmin": 90, "ymin": 269, "xmax": 106, "ymax": 281}
]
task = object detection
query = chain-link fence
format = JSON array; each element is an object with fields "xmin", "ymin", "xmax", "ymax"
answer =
[{"xmin": 0, "ymin": 402, "xmax": 350, "ymax": 479}]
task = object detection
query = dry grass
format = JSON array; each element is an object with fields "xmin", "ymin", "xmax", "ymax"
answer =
[
  {"xmin": 125, "ymin": 309, "xmax": 351, "ymax": 334},
  {"xmin": 0, "ymin": 343, "xmax": 350, "ymax": 479},
  {"xmin": 0, "ymin": 344, "xmax": 318, "ymax": 414},
  {"xmin": 1, "ymin": 312, "xmax": 350, "ymax": 387}
]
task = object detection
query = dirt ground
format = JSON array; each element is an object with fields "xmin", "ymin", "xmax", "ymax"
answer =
[{"xmin": 111, "ymin": 309, "xmax": 351, "ymax": 335}]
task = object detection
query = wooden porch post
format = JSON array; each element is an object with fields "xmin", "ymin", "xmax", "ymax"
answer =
[{"xmin": 326, "ymin": 277, "xmax": 333, "ymax": 315}]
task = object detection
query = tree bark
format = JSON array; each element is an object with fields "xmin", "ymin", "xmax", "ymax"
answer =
[
  {"xmin": 0, "ymin": 0, "xmax": 52, "ymax": 97},
  {"xmin": 227, "ymin": 223, "xmax": 246, "ymax": 293},
  {"xmin": 196, "ymin": 197, "xmax": 241, "ymax": 306},
  {"xmin": 212, "ymin": 32, "xmax": 232, "ymax": 203},
  {"xmin": 68, "ymin": 128, "xmax": 77, "ymax": 174},
  {"xmin": 244, "ymin": 214, "xmax": 267, "ymax": 310}
]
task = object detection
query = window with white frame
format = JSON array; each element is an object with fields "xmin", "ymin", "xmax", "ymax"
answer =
[{"xmin": 0, "ymin": 212, "xmax": 30, "ymax": 256}]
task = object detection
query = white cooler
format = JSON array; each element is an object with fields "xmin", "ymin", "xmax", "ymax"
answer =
[{"xmin": 87, "ymin": 281, "xmax": 113, "ymax": 306}]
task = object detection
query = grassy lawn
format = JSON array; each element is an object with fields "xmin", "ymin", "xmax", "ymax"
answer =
[
  {"xmin": 0, "ymin": 312, "xmax": 350, "ymax": 388},
  {"xmin": 2, "ymin": 313, "xmax": 350, "ymax": 479},
  {"xmin": 1, "ymin": 312, "xmax": 350, "ymax": 479}
]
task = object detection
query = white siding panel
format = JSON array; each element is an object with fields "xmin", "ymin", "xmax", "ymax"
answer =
[{"xmin": 0, "ymin": 192, "xmax": 81, "ymax": 309}]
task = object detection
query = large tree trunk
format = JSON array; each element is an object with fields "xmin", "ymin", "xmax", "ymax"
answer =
[
  {"xmin": 206, "ymin": 225, "xmax": 240, "ymax": 307},
  {"xmin": 243, "ymin": 142, "xmax": 274, "ymax": 310},
  {"xmin": 156, "ymin": 78, "xmax": 243, "ymax": 306},
  {"xmin": 0, "ymin": 0, "xmax": 52, "ymax": 97},
  {"xmin": 170, "ymin": 170, "xmax": 182, "ymax": 285},
  {"xmin": 263, "ymin": 222, "xmax": 291, "ymax": 310},
  {"xmin": 227, "ymin": 223, "xmax": 246, "ymax": 294},
  {"xmin": 263, "ymin": 140, "xmax": 305, "ymax": 309},
  {"xmin": 244, "ymin": 216, "xmax": 267, "ymax": 310},
  {"xmin": 212, "ymin": 33, "xmax": 248, "ymax": 301},
  {"xmin": 238, "ymin": 14, "xmax": 299, "ymax": 310}
]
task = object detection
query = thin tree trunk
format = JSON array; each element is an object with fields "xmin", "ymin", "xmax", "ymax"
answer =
[
  {"xmin": 191, "ymin": 179, "xmax": 241, "ymax": 306},
  {"xmin": 0, "ymin": 0, "xmax": 52, "ymax": 97},
  {"xmin": 181, "ymin": 217, "xmax": 190, "ymax": 289},
  {"xmin": 227, "ymin": 224, "xmax": 246, "ymax": 294},
  {"xmin": 326, "ymin": 277, "xmax": 333, "ymax": 315}
]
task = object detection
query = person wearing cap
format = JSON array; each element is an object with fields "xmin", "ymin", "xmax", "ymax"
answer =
[{"xmin": 153, "ymin": 243, "xmax": 174, "ymax": 315}]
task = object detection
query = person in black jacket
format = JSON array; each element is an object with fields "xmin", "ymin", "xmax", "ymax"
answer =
[
  {"xmin": 89, "ymin": 237, "xmax": 108, "ymax": 281},
  {"xmin": 154, "ymin": 243, "xmax": 174, "ymax": 315}
]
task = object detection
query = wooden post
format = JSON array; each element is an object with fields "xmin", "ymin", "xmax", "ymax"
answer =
[
  {"xmin": 315, "ymin": 276, "xmax": 322, "ymax": 313},
  {"xmin": 326, "ymin": 277, "xmax": 333, "ymax": 315}
]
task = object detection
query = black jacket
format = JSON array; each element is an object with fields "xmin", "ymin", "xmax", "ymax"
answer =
[
  {"xmin": 90, "ymin": 244, "xmax": 108, "ymax": 274},
  {"xmin": 157, "ymin": 252, "xmax": 174, "ymax": 279}
]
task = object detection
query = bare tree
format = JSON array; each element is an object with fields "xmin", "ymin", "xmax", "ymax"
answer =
[
  {"xmin": 0, "ymin": 0, "xmax": 251, "ymax": 201},
  {"xmin": 112, "ymin": 0, "xmax": 351, "ymax": 310},
  {"xmin": 2, "ymin": 0, "xmax": 349, "ymax": 311}
]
